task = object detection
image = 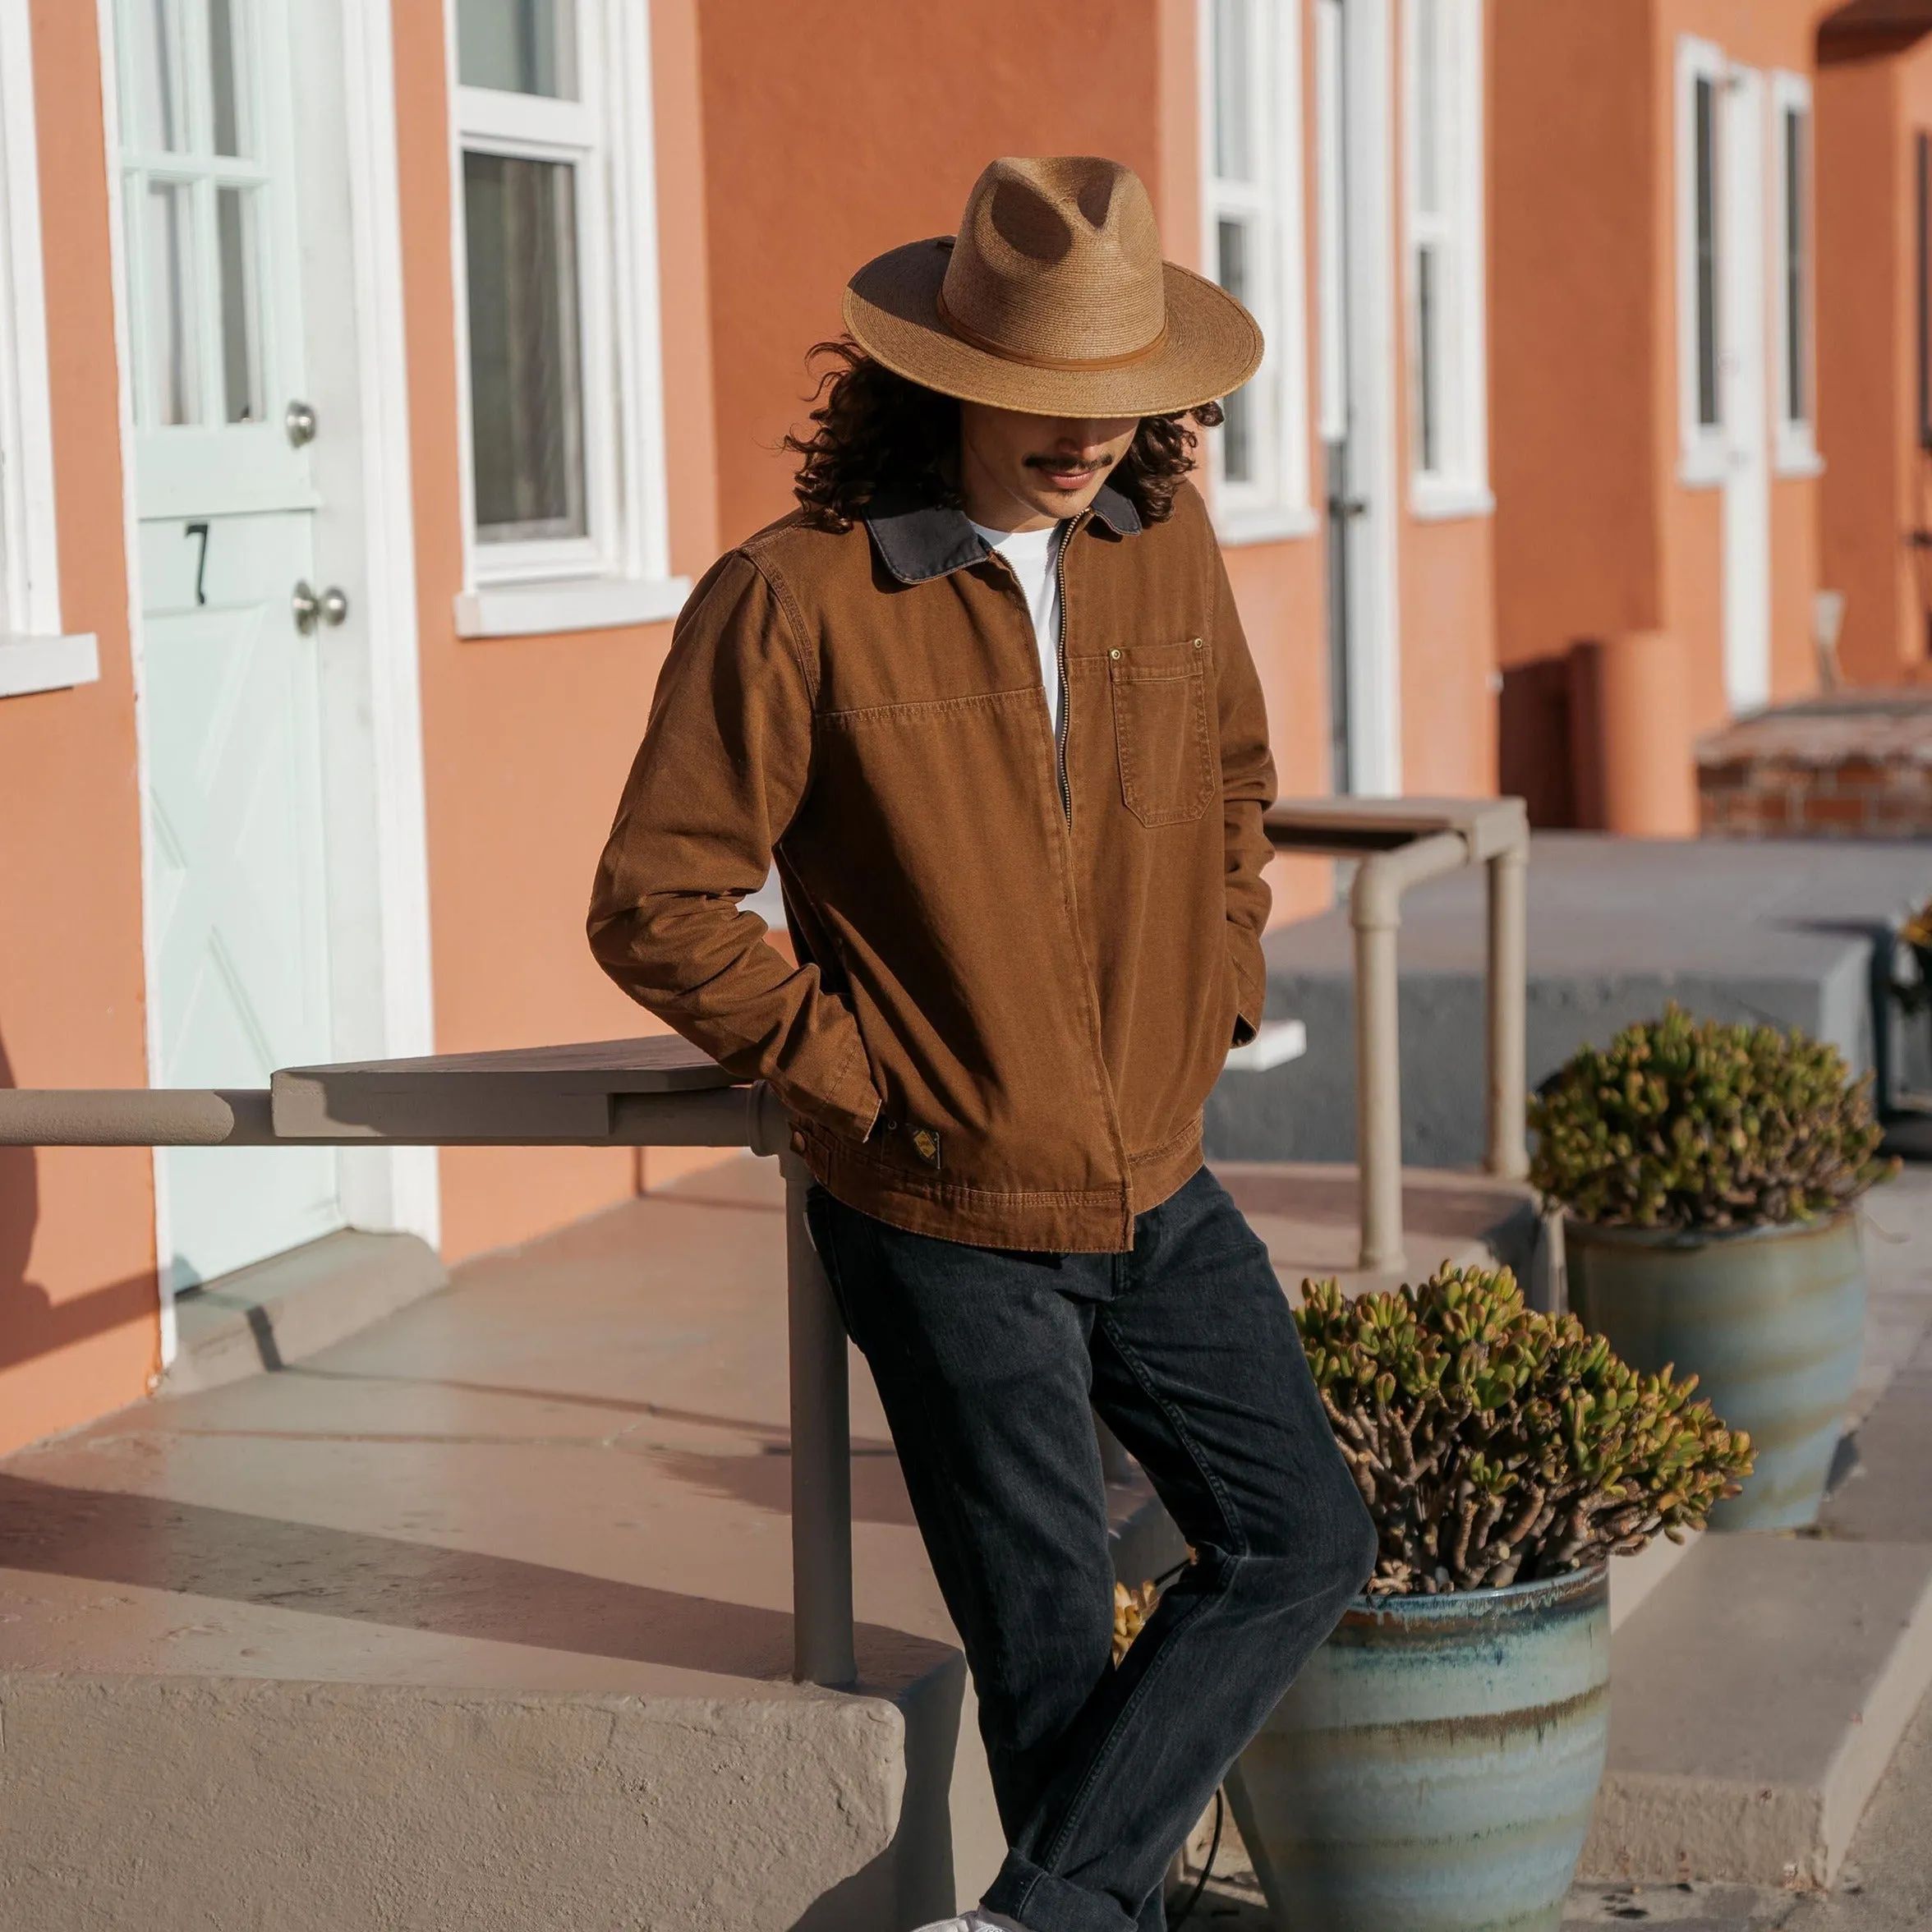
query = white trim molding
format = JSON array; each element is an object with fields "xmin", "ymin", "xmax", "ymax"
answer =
[
  {"xmin": 1338, "ymin": 0, "xmax": 1402, "ymax": 796},
  {"xmin": 456, "ymin": 572, "xmax": 689, "ymax": 639},
  {"xmin": 0, "ymin": 2, "xmax": 98, "ymax": 697},
  {"xmin": 1677, "ymin": 34, "xmax": 1729, "ymax": 490},
  {"xmin": 1770, "ymin": 67, "xmax": 1822, "ymax": 480},
  {"xmin": 447, "ymin": 0, "xmax": 677, "ymax": 636},
  {"xmin": 1198, "ymin": 0, "xmax": 1315, "ymax": 545},
  {"xmin": 1403, "ymin": 0, "xmax": 1490, "ymax": 519},
  {"xmin": 335, "ymin": 0, "xmax": 439, "ymax": 1247}
]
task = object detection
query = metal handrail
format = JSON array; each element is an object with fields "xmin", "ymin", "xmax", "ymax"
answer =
[
  {"xmin": 0, "ymin": 1056, "xmax": 858, "ymax": 1690},
  {"xmin": 1262, "ymin": 797, "xmax": 1530, "ymax": 1271}
]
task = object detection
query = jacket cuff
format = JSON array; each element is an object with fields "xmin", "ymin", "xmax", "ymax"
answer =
[
  {"xmin": 791, "ymin": 1030, "xmax": 883, "ymax": 1143},
  {"xmin": 1229, "ymin": 923, "xmax": 1267, "ymax": 1048}
]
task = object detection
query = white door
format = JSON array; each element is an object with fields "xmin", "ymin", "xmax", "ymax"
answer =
[
  {"xmin": 1721, "ymin": 66, "xmax": 1772, "ymax": 715},
  {"xmin": 115, "ymin": 0, "xmax": 343, "ymax": 1288}
]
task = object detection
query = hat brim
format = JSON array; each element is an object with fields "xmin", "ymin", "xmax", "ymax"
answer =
[{"xmin": 843, "ymin": 237, "xmax": 1264, "ymax": 419}]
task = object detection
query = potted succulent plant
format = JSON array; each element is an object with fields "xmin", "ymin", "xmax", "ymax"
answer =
[
  {"xmin": 1531, "ymin": 1005, "xmax": 1893, "ymax": 1531},
  {"xmin": 1219, "ymin": 1263, "xmax": 1750, "ymax": 1932}
]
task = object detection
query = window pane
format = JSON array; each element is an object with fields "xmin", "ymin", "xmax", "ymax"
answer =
[
  {"xmin": 1212, "ymin": 0, "xmax": 1252, "ymax": 183},
  {"xmin": 209, "ymin": 0, "xmax": 246, "ymax": 158},
  {"xmin": 458, "ymin": 0, "xmax": 579, "ymax": 99},
  {"xmin": 1418, "ymin": 243, "xmax": 1441, "ymax": 473},
  {"xmin": 1784, "ymin": 107, "xmax": 1806, "ymax": 425},
  {"xmin": 1217, "ymin": 216, "xmax": 1255, "ymax": 484},
  {"xmin": 217, "ymin": 186, "xmax": 264, "ymax": 424},
  {"xmin": 464, "ymin": 150, "xmax": 586, "ymax": 540},
  {"xmin": 141, "ymin": 180, "xmax": 199, "ymax": 426},
  {"xmin": 1695, "ymin": 76, "xmax": 1721, "ymax": 430},
  {"xmin": 127, "ymin": 0, "xmax": 188, "ymax": 153}
]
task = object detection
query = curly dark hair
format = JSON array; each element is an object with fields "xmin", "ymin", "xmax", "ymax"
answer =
[{"xmin": 783, "ymin": 339, "xmax": 1224, "ymax": 532}]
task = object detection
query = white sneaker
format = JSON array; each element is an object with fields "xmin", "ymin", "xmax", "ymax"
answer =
[{"xmin": 909, "ymin": 1912, "xmax": 1028, "ymax": 1932}]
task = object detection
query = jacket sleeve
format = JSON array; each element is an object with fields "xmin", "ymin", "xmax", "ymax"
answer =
[
  {"xmin": 586, "ymin": 550, "xmax": 883, "ymax": 1141},
  {"xmin": 1211, "ymin": 544, "xmax": 1277, "ymax": 1046}
]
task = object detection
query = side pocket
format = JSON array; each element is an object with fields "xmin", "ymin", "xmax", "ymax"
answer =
[{"xmin": 1109, "ymin": 642, "xmax": 1217, "ymax": 827}]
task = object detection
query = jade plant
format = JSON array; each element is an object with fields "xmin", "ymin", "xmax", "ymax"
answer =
[
  {"xmin": 1295, "ymin": 1263, "xmax": 1751, "ymax": 1596},
  {"xmin": 1528, "ymin": 1005, "xmax": 1893, "ymax": 1232}
]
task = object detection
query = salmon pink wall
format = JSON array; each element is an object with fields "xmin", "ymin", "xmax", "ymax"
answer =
[
  {"xmin": 1489, "ymin": 0, "xmax": 1658, "ymax": 821},
  {"xmin": 0, "ymin": 0, "xmax": 159, "ymax": 1455},
  {"xmin": 1818, "ymin": 39, "xmax": 1932, "ymax": 683},
  {"xmin": 695, "ymin": 1, "xmax": 1166, "ymax": 545},
  {"xmin": 389, "ymin": 0, "xmax": 722, "ymax": 1259}
]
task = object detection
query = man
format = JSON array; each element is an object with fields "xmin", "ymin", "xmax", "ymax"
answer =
[{"xmin": 589, "ymin": 156, "xmax": 1375, "ymax": 1932}]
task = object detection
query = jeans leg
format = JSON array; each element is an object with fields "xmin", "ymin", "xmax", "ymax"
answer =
[
  {"xmin": 805, "ymin": 1189, "xmax": 1120, "ymax": 1840},
  {"xmin": 982, "ymin": 1168, "xmax": 1378, "ymax": 1932}
]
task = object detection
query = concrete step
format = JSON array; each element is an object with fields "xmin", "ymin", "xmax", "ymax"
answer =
[
  {"xmin": 1582, "ymin": 1326, "xmax": 1932, "ymax": 1892},
  {"xmin": 1213, "ymin": 833, "xmax": 1932, "ymax": 1171},
  {"xmin": 163, "ymin": 1227, "xmax": 448, "ymax": 1396}
]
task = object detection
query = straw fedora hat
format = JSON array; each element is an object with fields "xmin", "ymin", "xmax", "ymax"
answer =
[{"xmin": 844, "ymin": 155, "xmax": 1263, "ymax": 419}]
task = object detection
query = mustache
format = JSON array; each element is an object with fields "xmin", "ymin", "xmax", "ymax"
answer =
[{"xmin": 1024, "ymin": 451, "xmax": 1114, "ymax": 474}]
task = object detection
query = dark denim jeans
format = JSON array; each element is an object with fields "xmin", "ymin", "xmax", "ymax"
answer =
[{"xmin": 807, "ymin": 1166, "xmax": 1377, "ymax": 1932}]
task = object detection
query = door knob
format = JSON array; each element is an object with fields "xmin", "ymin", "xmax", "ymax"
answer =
[
  {"xmin": 285, "ymin": 399, "xmax": 318, "ymax": 447},
  {"xmin": 292, "ymin": 581, "xmax": 350, "ymax": 633}
]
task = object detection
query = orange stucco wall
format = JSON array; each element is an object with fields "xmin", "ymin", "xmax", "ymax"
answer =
[
  {"xmin": 1818, "ymin": 38, "xmax": 1932, "ymax": 683},
  {"xmin": 0, "ymin": 0, "xmax": 159, "ymax": 1457},
  {"xmin": 1490, "ymin": 0, "xmax": 1824, "ymax": 830},
  {"xmin": 390, "ymin": 0, "xmax": 724, "ymax": 1258}
]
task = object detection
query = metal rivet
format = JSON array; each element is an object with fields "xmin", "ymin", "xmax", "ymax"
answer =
[
  {"xmin": 1110, "ymin": 648, "xmax": 1122, "ymax": 660},
  {"xmin": 1192, "ymin": 637, "xmax": 1204, "ymax": 649}
]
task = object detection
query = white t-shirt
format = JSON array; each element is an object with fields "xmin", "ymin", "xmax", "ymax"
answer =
[{"xmin": 971, "ymin": 519, "xmax": 1067, "ymax": 738}]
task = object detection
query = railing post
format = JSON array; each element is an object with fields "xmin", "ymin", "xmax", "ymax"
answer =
[
  {"xmin": 750, "ymin": 1084, "xmax": 858, "ymax": 1690},
  {"xmin": 1485, "ymin": 843, "xmax": 1530, "ymax": 1180},
  {"xmin": 1350, "ymin": 855, "xmax": 1405, "ymax": 1274}
]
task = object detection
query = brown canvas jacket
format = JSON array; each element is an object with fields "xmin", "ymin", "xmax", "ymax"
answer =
[{"xmin": 588, "ymin": 477, "xmax": 1276, "ymax": 1251}]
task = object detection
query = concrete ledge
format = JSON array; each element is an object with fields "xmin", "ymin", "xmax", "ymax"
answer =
[
  {"xmin": 163, "ymin": 1230, "xmax": 448, "ymax": 1396},
  {"xmin": 0, "ymin": 1661, "xmax": 971, "ymax": 1932},
  {"xmin": 1583, "ymin": 1331, "xmax": 1932, "ymax": 1889}
]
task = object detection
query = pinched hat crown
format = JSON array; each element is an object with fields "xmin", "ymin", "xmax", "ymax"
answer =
[
  {"xmin": 843, "ymin": 154, "xmax": 1263, "ymax": 419},
  {"xmin": 938, "ymin": 157, "xmax": 1169, "ymax": 372}
]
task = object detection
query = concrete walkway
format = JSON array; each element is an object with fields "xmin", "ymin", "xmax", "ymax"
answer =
[
  {"xmin": 0, "ymin": 1153, "xmax": 1531, "ymax": 1931},
  {"xmin": 3, "ymin": 1157, "xmax": 1925, "ymax": 1928}
]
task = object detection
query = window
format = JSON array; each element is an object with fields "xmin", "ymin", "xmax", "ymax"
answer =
[
  {"xmin": 0, "ymin": 0, "xmax": 96, "ymax": 696},
  {"xmin": 1199, "ymin": 0, "xmax": 1313, "ymax": 543},
  {"xmin": 1677, "ymin": 37, "xmax": 1728, "ymax": 484},
  {"xmin": 1404, "ymin": 0, "xmax": 1489, "ymax": 517},
  {"xmin": 450, "ymin": 0, "xmax": 683, "ymax": 637},
  {"xmin": 1772, "ymin": 71, "xmax": 1819, "ymax": 476}
]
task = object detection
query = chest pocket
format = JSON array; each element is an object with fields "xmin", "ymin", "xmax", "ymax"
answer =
[{"xmin": 1108, "ymin": 639, "xmax": 1216, "ymax": 827}]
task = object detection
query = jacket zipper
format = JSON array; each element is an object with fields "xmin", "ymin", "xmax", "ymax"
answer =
[{"xmin": 1052, "ymin": 520, "xmax": 1074, "ymax": 822}]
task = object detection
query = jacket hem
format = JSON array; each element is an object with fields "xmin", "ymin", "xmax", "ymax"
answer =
[{"xmin": 799, "ymin": 1119, "xmax": 1205, "ymax": 1254}]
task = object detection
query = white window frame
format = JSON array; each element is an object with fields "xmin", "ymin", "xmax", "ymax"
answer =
[
  {"xmin": 1771, "ymin": 68, "xmax": 1821, "ymax": 478},
  {"xmin": 1403, "ymin": 0, "xmax": 1491, "ymax": 520},
  {"xmin": 447, "ymin": 0, "xmax": 685, "ymax": 638},
  {"xmin": 1677, "ymin": 34, "xmax": 1729, "ymax": 489},
  {"xmin": 0, "ymin": 2, "xmax": 98, "ymax": 697},
  {"xmin": 1198, "ymin": 0, "xmax": 1316, "ymax": 546}
]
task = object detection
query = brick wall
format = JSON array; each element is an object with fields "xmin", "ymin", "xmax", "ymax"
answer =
[{"xmin": 1699, "ymin": 693, "xmax": 1932, "ymax": 838}]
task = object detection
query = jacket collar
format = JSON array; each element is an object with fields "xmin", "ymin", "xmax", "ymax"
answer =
[{"xmin": 863, "ymin": 480, "xmax": 1143, "ymax": 586}]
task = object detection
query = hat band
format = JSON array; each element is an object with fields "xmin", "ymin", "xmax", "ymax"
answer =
[{"xmin": 935, "ymin": 286, "xmax": 1170, "ymax": 374}]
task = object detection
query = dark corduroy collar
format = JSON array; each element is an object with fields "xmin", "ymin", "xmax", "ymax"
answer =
[{"xmin": 863, "ymin": 480, "xmax": 1143, "ymax": 586}]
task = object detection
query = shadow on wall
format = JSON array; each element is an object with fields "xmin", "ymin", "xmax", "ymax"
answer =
[{"xmin": 0, "ymin": 1028, "xmax": 156, "ymax": 1378}]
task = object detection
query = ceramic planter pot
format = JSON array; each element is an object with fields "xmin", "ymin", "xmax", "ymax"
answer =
[
  {"xmin": 1227, "ymin": 1566, "xmax": 1609, "ymax": 1932},
  {"xmin": 1567, "ymin": 1212, "xmax": 1864, "ymax": 1531}
]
